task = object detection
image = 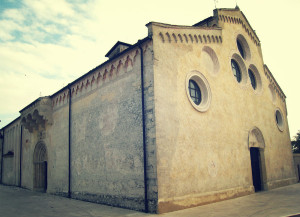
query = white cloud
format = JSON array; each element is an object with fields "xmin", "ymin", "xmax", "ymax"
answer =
[
  {"xmin": 0, "ymin": 1, "xmax": 102, "ymax": 122},
  {"xmin": 0, "ymin": 19, "xmax": 23, "ymax": 40},
  {"xmin": 2, "ymin": 8, "xmax": 25, "ymax": 23},
  {"xmin": 23, "ymin": 0, "xmax": 75, "ymax": 21}
]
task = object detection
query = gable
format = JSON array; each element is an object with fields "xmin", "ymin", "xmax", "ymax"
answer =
[{"xmin": 215, "ymin": 7, "xmax": 260, "ymax": 46}]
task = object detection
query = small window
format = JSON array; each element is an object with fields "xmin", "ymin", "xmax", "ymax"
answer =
[
  {"xmin": 248, "ymin": 69, "xmax": 256, "ymax": 90},
  {"xmin": 231, "ymin": 59, "xmax": 241, "ymax": 83},
  {"xmin": 188, "ymin": 80, "xmax": 202, "ymax": 105},
  {"xmin": 275, "ymin": 109, "xmax": 284, "ymax": 131},
  {"xmin": 237, "ymin": 40, "xmax": 245, "ymax": 59}
]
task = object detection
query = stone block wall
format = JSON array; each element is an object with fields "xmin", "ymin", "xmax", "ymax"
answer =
[{"xmin": 47, "ymin": 40, "xmax": 157, "ymax": 212}]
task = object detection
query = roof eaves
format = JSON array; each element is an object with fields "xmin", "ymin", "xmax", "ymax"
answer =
[
  {"xmin": 217, "ymin": 7, "xmax": 260, "ymax": 42},
  {"xmin": 264, "ymin": 64, "xmax": 286, "ymax": 98},
  {"xmin": 19, "ymin": 97, "xmax": 42, "ymax": 113},
  {"xmin": 240, "ymin": 11, "xmax": 260, "ymax": 42},
  {"xmin": 147, "ymin": 21, "xmax": 221, "ymax": 30},
  {"xmin": 0, "ymin": 116, "xmax": 21, "ymax": 131},
  {"xmin": 51, "ymin": 36, "xmax": 152, "ymax": 98}
]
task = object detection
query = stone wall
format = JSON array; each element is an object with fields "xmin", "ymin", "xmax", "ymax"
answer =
[{"xmin": 47, "ymin": 40, "xmax": 156, "ymax": 212}]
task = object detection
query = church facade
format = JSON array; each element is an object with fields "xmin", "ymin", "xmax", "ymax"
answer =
[{"xmin": 0, "ymin": 8, "xmax": 297, "ymax": 213}]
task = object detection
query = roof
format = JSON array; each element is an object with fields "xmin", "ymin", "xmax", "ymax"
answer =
[
  {"xmin": 193, "ymin": 16, "xmax": 214, "ymax": 27},
  {"xmin": 51, "ymin": 36, "xmax": 151, "ymax": 98},
  {"xmin": 0, "ymin": 116, "xmax": 20, "ymax": 131},
  {"xmin": 19, "ymin": 97, "xmax": 43, "ymax": 113},
  {"xmin": 1, "ymin": 37, "xmax": 151, "ymax": 131},
  {"xmin": 264, "ymin": 64, "xmax": 286, "ymax": 98}
]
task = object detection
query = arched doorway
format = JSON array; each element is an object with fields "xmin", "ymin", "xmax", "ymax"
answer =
[
  {"xmin": 33, "ymin": 142, "xmax": 48, "ymax": 192},
  {"xmin": 248, "ymin": 127, "xmax": 266, "ymax": 192}
]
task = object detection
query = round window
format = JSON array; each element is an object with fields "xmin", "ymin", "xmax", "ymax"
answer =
[
  {"xmin": 236, "ymin": 34, "xmax": 251, "ymax": 60},
  {"xmin": 231, "ymin": 59, "xmax": 242, "ymax": 83},
  {"xmin": 188, "ymin": 79, "xmax": 202, "ymax": 105},
  {"xmin": 186, "ymin": 71, "xmax": 211, "ymax": 112},
  {"xmin": 248, "ymin": 69, "xmax": 256, "ymax": 90},
  {"xmin": 275, "ymin": 109, "xmax": 284, "ymax": 131},
  {"xmin": 237, "ymin": 39, "xmax": 245, "ymax": 59},
  {"xmin": 231, "ymin": 54, "xmax": 247, "ymax": 86}
]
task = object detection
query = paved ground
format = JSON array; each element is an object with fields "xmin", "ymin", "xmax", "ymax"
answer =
[{"xmin": 0, "ymin": 183, "xmax": 300, "ymax": 217}]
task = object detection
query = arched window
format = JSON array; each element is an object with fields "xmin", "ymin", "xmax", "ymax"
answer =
[
  {"xmin": 188, "ymin": 79, "xmax": 201, "ymax": 105},
  {"xmin": 248, "ymin": 69, "xmax": 257, "ymax": 89},
  {"xmin": 231, "ymin": 59, "xmax": 241, "ymax": 83}
]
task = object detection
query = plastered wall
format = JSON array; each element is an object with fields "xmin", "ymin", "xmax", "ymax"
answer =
[{"xmin": 150, "ymin": 10, "xmax": 296, "ymax": 213}]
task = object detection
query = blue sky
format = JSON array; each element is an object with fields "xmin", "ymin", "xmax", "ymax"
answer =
[{"xmin": 0, "ymin": 0, "xmax": 300, "ymax": 138}]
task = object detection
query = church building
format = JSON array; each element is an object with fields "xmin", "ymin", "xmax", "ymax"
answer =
[{"xmin": 0, "ymin": 7, "xmax": 297, "ymax": 213}]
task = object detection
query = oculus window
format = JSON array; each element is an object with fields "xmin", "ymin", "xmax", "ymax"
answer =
[
  {"xmin": 188, "ymin": 80, "xmax": 202, "ymax": 105},
  {"xmin": 236, "ymin": 34, "xmax": 251, "ymax": 60},
  {"xmin": 275, "ymin": 109, "xmax": 284, "ymax": 131},
  {"xmin": 237, "ymin": 40, "xmax": 245, "ymax": 59},
  {"xmin": 248, "ymin": 69, "xmax": 257, "ymax": 90},
  {"xmin": 185, "ymin": 71, "xmax": 211, "ymax": 112},
  {"xmin": 231, "ymin": 59, "xmax": 242, "ymax": 83},
  {"xmin": 248, "ymin": 64, "xmax": 263, "ymax": 93}
]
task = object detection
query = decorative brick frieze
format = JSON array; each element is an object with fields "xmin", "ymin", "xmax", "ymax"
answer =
[
  {"xmin": 218, "ymin": 14, "xmax": 259, "ymax": 46},
  {"xmin": 264, "ymin": 65, "xmax": 285, "ymax": 102},
  {"xmin": 159, "ymin": 31, "xmax": 222, "ymax": 44},
  {"xmin": 52, "ymin": 41, "xmax": 152, "ymax": 109}
]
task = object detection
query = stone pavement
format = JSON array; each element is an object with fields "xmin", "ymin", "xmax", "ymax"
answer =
[{"xmin": 0, "ymin": 183, "xmax": 299, "ymax": 217}]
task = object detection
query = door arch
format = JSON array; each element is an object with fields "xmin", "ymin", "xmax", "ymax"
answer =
[
  {"xmin": 248, "ymin": 127, "xmax": 266, "ymax": 192},
  {"xmin": 33, "ymin": 142, "xmax": 48, "ymax": 192}
]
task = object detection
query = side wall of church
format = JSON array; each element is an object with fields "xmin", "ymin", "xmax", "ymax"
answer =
[
  {"xmin": 0, "ymin": 119, "xmax": 21, "ymax": 187},
  {"xmin": 69, "ymin": 55, "xmax": 145, "ymax": 210},
  {"xmin": 47, "ymin": 40, "xmax": 156, "ymax": 212},
  {"xmin": 46, "ymin": 106, "xmax": 69, "ymax": 195},
  {"xmin": 150, "ymin": 11, "xmax": 296, "ymax": 213},
  {"xmin": 1, "ymin": 40, "xmax": 158, "ymax": 213}
]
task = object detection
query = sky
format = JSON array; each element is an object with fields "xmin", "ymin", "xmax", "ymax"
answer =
[{"xmin": 0, "ymin": 0, "xmax": 299, "ymax": 139}]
